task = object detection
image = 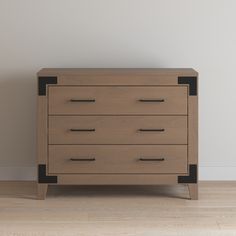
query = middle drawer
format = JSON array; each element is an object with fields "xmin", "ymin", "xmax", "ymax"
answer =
[{"xmin": 49, "ymin": 116, "xmax": 187, "ymax": 144}]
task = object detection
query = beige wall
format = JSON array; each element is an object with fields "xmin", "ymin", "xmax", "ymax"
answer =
[{"xmin": 0, "ymin": 0, "xmax": 236, "ymax": 180}]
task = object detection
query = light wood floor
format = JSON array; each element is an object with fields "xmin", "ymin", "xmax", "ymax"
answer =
[{"xmin": 0, "ymin": 182, "xmax": 236, "ymax": 236}]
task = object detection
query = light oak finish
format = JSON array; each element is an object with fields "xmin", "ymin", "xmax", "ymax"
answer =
[
  {"xmin": 38, "ymin": 68, "xmax": 199, "ymax": 76},
  {"xmin": 188, "ymin": 183, "xmax": 198, "ymax": 200},
  {"xmin": 58, "ymin": 174, "xmax": 177, "ymax": 185},
  {"xmin": 48, "ymin": 86, "xmax": 188, "ymax": 115},
  {"xmin": 48, "ymin": 145, "xmax": 187, "ymax": 174},
  {"xmin": 37, "ymin": 68, "xmax": 198, "ymax": 200},
  {"xmin": 49, "ymin": 115, "xmax": 187, "ymax": 145},
  {"xmin": 1, "ymin": 182, "xmax": 236, "ymax": 235},
  {"xmin": 39, "ymin": 68, "xmax": 198, "ymax": 86},
  {"xmin": 37, "ymin": 184, "xmax": 48, "ymax": 200},
  {"xmin": 37, "ymin": 97, "xmax": 47, "ymax": 164}
]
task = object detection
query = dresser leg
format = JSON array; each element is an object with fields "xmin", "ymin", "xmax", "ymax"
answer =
[
  {"xmin": 37, "ymin": 184, "xmax": 48, "ymax": 200},
  {"xmin": 188, "ymin": 184, "xmax": 198, "ymax": 200}
]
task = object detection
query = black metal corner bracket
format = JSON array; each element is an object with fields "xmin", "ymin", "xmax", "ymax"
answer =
[
  {"xmin": 38, "ymin": 164, "xmax": 57, "ymax": 183},
  {"xmin": 38, "ymin": 76, "xmax": 57, "ymax": 96},
  {"xmin": 178, "ymin": 76, "xmax": 197, "ymax": 96},
  {"xmin": 178, "ymin": 164, "xmax": 197, "ymax": 183}
]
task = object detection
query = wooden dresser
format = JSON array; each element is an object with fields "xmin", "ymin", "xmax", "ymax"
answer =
[{"xmin": 37, "ymin": 68, "xmax": 198, "ymax": 200}]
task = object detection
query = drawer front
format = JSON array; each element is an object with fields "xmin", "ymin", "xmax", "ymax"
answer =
[
  {"xmin": 49, "ymin": 116, "xmax": 187, "ymax": 144},
  {"xmin": 48, "ymin": 145, "xmax": 187, "ymax": 174},
  {"xmin": 48, "ymin": 86, "xmax": 187, "ymax": 115}
]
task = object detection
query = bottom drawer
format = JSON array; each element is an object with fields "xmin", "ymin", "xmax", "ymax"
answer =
[{"xmin": 48, "ymin": 145, "xmax": 187, "ymax": 174}]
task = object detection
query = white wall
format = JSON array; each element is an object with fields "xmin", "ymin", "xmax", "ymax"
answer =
[{"xmin": 0, "ymin": 0, "xmax": 236, "ymax": 180}]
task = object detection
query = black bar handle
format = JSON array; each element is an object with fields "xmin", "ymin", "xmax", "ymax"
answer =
[
  {"xmin": 70, "ymin": 158, "xmax": 96, "ymax": 161},
  {"xmin": 70, "ymin": 128, "xmax": 96, "ymax": 132},
  {"xmin": 139, "ymin": 128, "xmax": 165, "ymax": 132},
  {"xmin": 139, "ymin": 158, "xmax": 165, "ymax": 161},
  {"xmin": 139, "ymin": 99, "xmax": 165, "ymax": 102},
  {"xmin": 70, "ymin": 99, "xmax": 95, "ymax": 102}
]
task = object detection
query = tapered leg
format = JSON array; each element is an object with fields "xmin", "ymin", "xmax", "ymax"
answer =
[
  {"xmin": 188, "ymin": 184, "xmax": 198, "ymax": 200},
  {"xmin": 37, "ymin": 184, "xmax": 48, "ymax": 200}
]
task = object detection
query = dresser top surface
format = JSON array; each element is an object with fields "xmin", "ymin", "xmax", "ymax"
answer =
[{"xmin": 38, "ymin": 68, "xmax": 198, "ymax": 77}]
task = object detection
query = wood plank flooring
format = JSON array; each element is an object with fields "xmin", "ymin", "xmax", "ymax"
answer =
[{"xmin": 0, "ymin": 181, "xmax": 236, "ymax": 236}]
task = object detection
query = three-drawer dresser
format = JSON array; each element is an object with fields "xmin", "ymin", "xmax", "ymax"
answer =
[{"xmin": 37, "ymin": 68, "xmax": 198, "ymax": 200}]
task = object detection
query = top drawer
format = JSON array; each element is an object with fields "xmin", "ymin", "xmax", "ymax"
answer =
[{"xmin": 48, "ymin": 86, "xmax": 187, "ymax": 115}]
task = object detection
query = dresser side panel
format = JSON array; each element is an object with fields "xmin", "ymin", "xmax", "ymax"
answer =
[{"xmin": 37, "ymin": 96, "xmax": 48, "ymax": 164}]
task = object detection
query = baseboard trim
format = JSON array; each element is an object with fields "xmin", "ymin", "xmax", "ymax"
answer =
[
  {"xmin": 199, "ymin": 166, "xmax": 236, "ymax": 180},
  {"xmin": 0, "ymin": 167, "xmax": 37, "ymax": 181},
  {"xmin": 0, "ymin": 166, "xmax": 236, "ymax": 181}
]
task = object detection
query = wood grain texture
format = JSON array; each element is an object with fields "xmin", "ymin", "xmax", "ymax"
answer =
[
  {"xmin": 58, "ymin": 75, "xmax": 179, "ymax": 86},
  {"xmin": 48, "ymin": 145, "xmax": 187, "ymax": 174},
  {"xmin": 37, "ymin": 184, "xmax": 48, "ymax": 200},
  {"xmin": 57, "ymin": 174, "xmax": 178, "ymax": 185},
  {"xmin": 37, "ymin": 97, "xmax": 47, "ymax": 164},
  {"xmin": 38, "ymin": 69, "xmax": 197, "ymax": 86},
  {"xmin": 188, "ymin": 183, "xmax": 198, "ymax": 200},
  {"xmin": 37, "ymin": 68, "xmax": 198, "ymax": 200},
  {"xmin": 38, "ymin": 68, "xmax": 198, "ymax": 76},
  {"xmin": 187, "ymin": 77, "xmax": 198, "ymax": 199},
  {"xmin": 48, "ymin": 86, "xmax": 188, "ymax": 115},
  {"xmin": 0, "ymin": 181, "xmax": 235, "ymax": 235},
  {"xmin": 49, "ymin": 115, "xmax": 187, "ymax": 144}
]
